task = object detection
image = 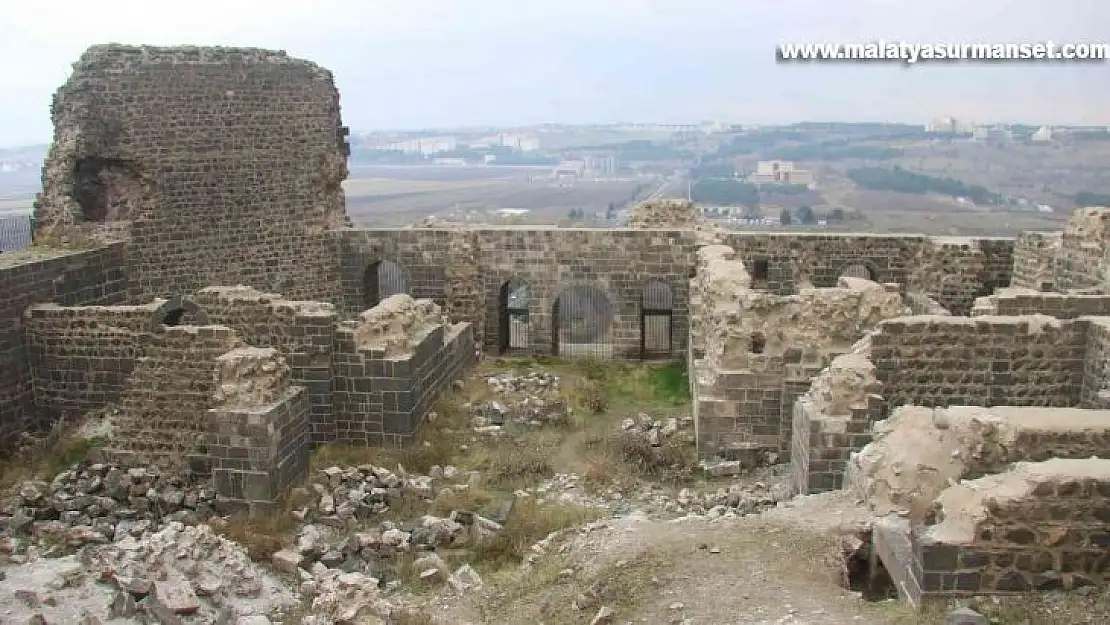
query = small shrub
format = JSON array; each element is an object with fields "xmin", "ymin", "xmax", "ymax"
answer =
[{"xmin": 580, "ymin": 381, "xmax": 609, "ymax": 414}]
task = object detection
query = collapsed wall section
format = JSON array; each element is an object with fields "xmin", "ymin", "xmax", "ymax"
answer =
[
  {"xmin": 35, "ymin": 45, "xmax": 350, "ymax": 302},
  {"xmin": 846, "ymin": 405, "xmax": 1110, "ymax": 520},
  {"xmin": 1011, "ymin": 231, "xmax": 1062, "ymax": 291},
  {"xmin": 1081, "ymin": 318, "xmax": 1110, "ymax": 409},
  {"xmin": 332, "ymin": 295, "xmax": 474, "ymax": 444},
  {"xmin": 626, "ymin": 199, "xmax": 700, "ymax": 230},
  {"xmin": 193, "ymin": 286, "xmax": 337, "ymax": 443},
  {"xmin": 971, "ymin": 287, "xmax": 1110, "ymax": 318},
  {"xmin": 106, "ymin": 325, "xmax": 244, "ymax": 470},
  {"xmin": 910, "ymin": 236, "xmax": 1013, "ymax": 316},
  {"xmin": 689, "ymin": 243, "xmax": 908, "ymax": 460},
  {"xmin": 1056, "ymin": 207, "xmax": 1110, "ymax": 292},
  {"xmin": 0, "ymin": 244, "xmax": 128, "ymax": 447},
  {"xmin": 875, "ymin": 458, "xmax": 1110, "ymax": 604}
]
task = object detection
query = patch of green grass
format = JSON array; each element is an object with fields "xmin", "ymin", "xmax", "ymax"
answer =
[{"xmin": 469, "ymin": 498, "xmax": 605, "ymax": 569}]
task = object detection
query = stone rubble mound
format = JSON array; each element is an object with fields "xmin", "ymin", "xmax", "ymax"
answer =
[
  {"xmin": 89, "ymin": 521, "xmax": 298, "ymax": 623},
  {"xmin": 272, "ymin": 465, "xmax": 504, "ymax": 580},
  {"xmin": 626, "ymin": 199, "xmax": 699, "ymax": 230},
  {"xmin": 0, "ymin": 463, "xmax": 218, "ymax": 551},
  {"xmin": 618, "ymin": 412, "xmax": 693, "ymax": 448},
  {"xmin": 468, "ymin": 371, "xmax": 569, "ymax": 428}
]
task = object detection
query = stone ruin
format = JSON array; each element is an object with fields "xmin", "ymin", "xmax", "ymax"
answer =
[{"xmin": 0, "ymin": 43, "xmax": 1109, "ymax": 611}]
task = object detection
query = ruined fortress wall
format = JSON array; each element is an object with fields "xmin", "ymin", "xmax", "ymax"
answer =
[
  {"xmin": 1081, "ymin": 318, "xmax": 1110, "ymax": 409},
  {"xmin": 871, "ymin": 316, "xmax": 1087, "ymax": 410},
  {"xmin": 1056, "ymin": 208, "xmax": 1110, "ymax": 292},
  {"xmin": 107, "ymin": 325, "xmax": 244, "ymax": 470},
  {"xmin": 331, "ymin": 322, "xmax": 474, "ymax": 445},
  {"xmin": 720, "ymin": 232, "xmax": 923, "ymax": 294},
  {"xmin": 880, "ymin": 458, "xmax": 1110, "ymax": 602},
  {"xmin": 24, "ymin": 301, "xmax": 160, "ymax": 422},
  {"xmin": 1011, "ymin": 231, "xmax": 1062, "ymax": 291},
  {"xmin": 717, "ymin": 232, "xmax": 1012, "ymax": 314},
  {"xmin": 971, "ymin": 288, "xmax": 1110, "ymax": 318},
  {"xmin": 341, "ymin": 228, "xmax": 696, "ymax": 359},
  {"xmin": 35, "ymin": 45, "xmax": 350, "ymax": 303},
  {"xmin": 192, "ymin": 287, "xmax": 338, "ymax": 444},
  {"xmin": 0, "ymin": 245, "xmax": 128, "ymax": 446}
]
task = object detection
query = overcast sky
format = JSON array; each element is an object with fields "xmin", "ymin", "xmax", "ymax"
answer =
[{"xmin": 1, "ymin": 0, "xmax": 1107, "ymax": 147}]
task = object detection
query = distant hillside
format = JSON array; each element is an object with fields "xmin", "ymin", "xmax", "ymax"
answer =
[{"xmin": 0, "ymin": 144, "xmax": 47, "ymax": 198}]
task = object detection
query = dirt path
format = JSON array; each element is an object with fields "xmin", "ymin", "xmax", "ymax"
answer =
[{"xmin": 421, "ymin": 492, "xmax": 924, "ymax": 625}]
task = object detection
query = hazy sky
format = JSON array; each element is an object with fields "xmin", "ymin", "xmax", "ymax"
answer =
[{"xmin": 1, "ymin": 0, "xmax": 1108, "ymax": 147}]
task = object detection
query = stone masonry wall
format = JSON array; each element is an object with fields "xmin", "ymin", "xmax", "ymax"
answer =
[
  {"xmin": 331, "ymin": 295, "xmax": 474, "ymax": 444},
  {"xmin": 0, "ymin": 244, "xmax": 128, "ymax": 447},
  {"xmin": 206, "ymin": 347, "xmax": 310, "ymax": 511},
  {"xmin": 689, "ymin": 243, "xmax": 908, "ymax": 460},
  {"xmin": 1081, "ymin": 318, "xmax": 1110, "ymax": 409},
  {"xmin": 910, "ymin": 237, "xmax": 1014, "ymax": 316},
  {"xmin": 341, "ymin": 227, "xmax": 696, "ymax": 359},
  {"xmin": 971, "ymin": 288, "xmax": 1110, "ymax": 318},
  {"xmin": 106, "ymin": 325, "xmax": 244, "ymax": 471},
  {"xmin": 1056, "ymin": 208, "xmax": 1110, "ymax": 293},
  {"xmin": 1011, "ymin": 231, "xmax": 1062, "ymax": 291},
  {"xmin": 193, "ymin": 286, "xmax": 338, "ymax": 444},
  {"xmin": 34, "ymin": 45, "xmax": 350, "ymax": 302},
  {"xmin": 24, "ymin": 301, "xmax": 161, "ymax": 423},
  {"xmin": 899, "ymin": 458, "xmax": 1110, "ymax": 599},
  {"xmin": 871, "ymin": 315, "xmax": 1087, "ymax": 409}
]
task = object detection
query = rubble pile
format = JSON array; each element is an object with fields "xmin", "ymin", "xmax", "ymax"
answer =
[
  {"xmin": 528, "ymin": 467, "xmax": 791, "ymax": 519},
  {"xmin": 89, "ymin": 522, "xmax": 298, "ymax": 623},
  {"xmin": 618, "ymin": 412, "xmax": 694, "ymax": 448},
  {"xmin": 0, "ymin": 463, "xmax": 217, "ymax": 550},
  {"xmin": 468, "ymin": 371, "xmax": 569, "ymax": 428},
  {"xmin": 269, "ymin": 465, "xmax": 503, "ymax": 580}
]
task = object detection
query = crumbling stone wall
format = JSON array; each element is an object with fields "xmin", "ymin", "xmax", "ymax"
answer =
[
  {"xmin": 846, "ymin": 405, "xmax": 1110, "ymax": 520},
  {"xmin": 1011, "ymin": 231, "xmax": 1062, "ymax": 291},
  {"xmin": 342, "ymin": 227, "xmax": 696, "ymax": 358},
  {"xmin": 1056, "ymin": 207, "xmax": 1110, "ymax": 292},
  {"xmin": 876, "ymin": 458, "xmax": 1110, "ymax": 604},
  {"xmin": 627, "ymin": 199, "xmax": 699, "ymax": 229},
  {"xmin": 332, "ymin": 295, "xmax": 474, "ymax": 444},
  {"xmin": 790, "ymin": 343, "xmax": 885, "ymax": 494},
  {"xmin": 689, "ymin": 243, "xmax": 908, "ymax": 459},
  {"xmin": 34, "ymin": 45, "xmax": 350, "ymax": 302},
  {"xmin": 1081, "ymin": 318, "xmax": 1110, "ymax": 409},
  {"xmin": 24, "ymin": 300, "xmax": 161, "ymax": 422},
  {"xmin": 107, "ymin": 325, "xmax": 244, "ymax": 470},
  {"xmin": 904, "ymin": 292, "xmax": 951, "ymax": 316},
  {"xmin": 207, "ymin": 347, "xmax": 310, "ymax": 510},
  {"xmin": 871, "ymin": 315, "xmax": 1086, "ymax": 409},
  {"xmin": 971, "ymin": 287, "xmax": 1110, "ymax": 318},
  {"xmin": 193, "ymin": 286, "xmax": 338, "ymax": 444},
  {"xmin": 909, "ymin": 237, "xmax": 1013, "ymax": 316},
  {"xmin": 0, "ymin": 244, "xmax": 128, "ymax": 446}
]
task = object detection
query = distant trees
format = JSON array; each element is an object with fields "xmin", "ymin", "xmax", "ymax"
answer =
[
  {"xmin": 796, "ymin": 205, "xmax": 817, "ymax": 224},
  {"xmin": 1074, "ymin": 192, "xmax": 1110, "ymax": 206},
  {"xmin": 827, "ymin": 207, "xmax": 846, "ymax": 223},
  {"xmin": 764, "ymin": 144, "xmax": 903, "ymax": 161},
  {"xmin": 690, "ymin": 179, "xmax": 760, "ymax": 206},
  {"xmin": 779, "ymin": 207, "xmax": 793, "ymax": 225},
  {"xmin": 567, "ymin": 208, "xmax": 585, "ymax": 220},
  {"xmin": 847, "ymin": 166, "xmax": 1000, "ymax": 205}
]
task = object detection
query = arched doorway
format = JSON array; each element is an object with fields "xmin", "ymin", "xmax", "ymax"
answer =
[
  {"xmin": 498, "ymin": 278, "xmax": 531, "ymax": 354},
  {"xmin": 552, "ymin": 285, "xmax": 614, "ymax": 359},
  {"xmin": 151, "ymin": 296, "xmax": 210, "ymax": 331},
  {"xmin": 362, "ymin": 260, "xmax": 408, "ymax": 309},
  {"xmin": 640, "ymin": 280, "xmax": 674, "ymax": 359},
  {"xmin": 838, "ymin": 261, "xmax": 877, "ymax": 282}
]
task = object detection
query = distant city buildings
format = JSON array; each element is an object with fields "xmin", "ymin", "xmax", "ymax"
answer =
[
  {"xmin": 582, "ymin": 155, "xmax": 619, "ymax": 175},
  {"xmin": 972, "ymin": 125, "xmax": 1013, "ymax": 142},
  {"xmin": 1031, "ymin": 125, "xmax": 1054, "ymax": 142},
  {"xmin": 925, "ymin": 116, "xmax": 975, "ymax": 134},
  {"xmin": 378, "ymin": 136, "xmax": 457, "ymax": 155},
  {"xmin": 748, "ymin": 160, "xmax": 814, "ymax": 186}
]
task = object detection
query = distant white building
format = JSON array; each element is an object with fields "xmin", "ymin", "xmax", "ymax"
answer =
[
  {"xmin": 748, "ymin": 160, "xmax": 814, "ymax": 186},
  {"xmin": 1031, "ymin": 126, "xmax": 1053, "ymax": 142},
  {"xmin": 926, "ymin": 116, "xmax": 975, "ymax": 134}
]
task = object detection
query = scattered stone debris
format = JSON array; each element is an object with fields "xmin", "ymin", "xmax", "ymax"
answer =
[
  {"xmin": 467, "ymin": 371, "xmax": 569, "ymax": 429},
  {"xmin": 0, "ymin": 463, "xmax": 216, "ymax": 551}
]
